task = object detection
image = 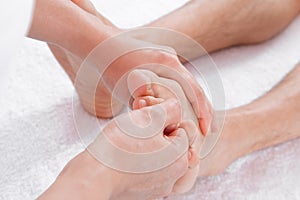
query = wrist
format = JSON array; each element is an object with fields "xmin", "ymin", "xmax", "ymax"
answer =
[{"xmin": 40, "ymin": 150, "xmax": 124, "ymax": 200}]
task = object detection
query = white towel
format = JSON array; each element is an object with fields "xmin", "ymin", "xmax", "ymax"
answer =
[{"xmin": 0, "ymin": 1, "xmax": 299, "ymax": 199}]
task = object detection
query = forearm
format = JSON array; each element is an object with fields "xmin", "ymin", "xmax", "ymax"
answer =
[
  {"xmin": 230, "ymin": 63, "xmax": 300, "ymax": 157},
  {"xmin": 145, "ymin": 0, "xmax": 300, "ymax": 57},
  {"xmin": 28, "ymin": 0, "xmax": 119, "ymax": 58}
]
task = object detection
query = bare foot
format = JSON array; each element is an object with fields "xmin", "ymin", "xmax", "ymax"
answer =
[
  {"xmin": 48, "ymin": 0, "xmax": 123, "ymax": 118},
  {"xmin": 49, "ymin": 0, "xmax": 214, "ymax": 136}
]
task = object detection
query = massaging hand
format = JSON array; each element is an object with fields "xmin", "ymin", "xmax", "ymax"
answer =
[
  {"xmin": 128, "ymin": 69, "xmax": 204, "ymax": 194},
  {"xmin": 40, "ymin": 99, "xmax": 199, "ymax": 200},
  {"xmin": 46, "ymin": 0, "xmax": 214, "ymax": 136},
  {"xmin": 88, "ymin": 98, "xmax": 198, "ymax": 200}
]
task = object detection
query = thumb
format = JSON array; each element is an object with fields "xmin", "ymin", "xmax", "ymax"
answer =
[
  {"xmin": 164, "ymin": 128, "xmax": 190, "ymax": 181},
  {"xmin": 165, "ymin": 128, "xmax": 189, "ymax": 157}
]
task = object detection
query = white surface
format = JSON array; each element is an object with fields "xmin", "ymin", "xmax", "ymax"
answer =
[
  {"xmin": 0, "ymin": 1, "xmax": 300, "ymax": 199},
  {"xmin": 0, "ymin": 0, "xmax": 34, "ymax": 109}
]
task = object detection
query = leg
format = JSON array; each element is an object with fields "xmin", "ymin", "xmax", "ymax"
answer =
[
  {"xmin": 144, "ymin": 0, "xmax": 300, "ymax": 58},
  {"xmin": 198, "ymin": 62, "xmax": 300, "ymax": 176}
]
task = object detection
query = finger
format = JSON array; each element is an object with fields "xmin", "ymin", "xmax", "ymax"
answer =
[
  {"xmin": 198, "ymin": 101, "xmax": 213, "ymax": 136},
  {"xmin": 188, "ymin": 148, "xmax": 200, "ymax": 168},
  {"xmin": 210, "ymin": 110, "xmax": 219, "ymax": 133},
  {"xmin": 145, "ymin": 98, "xmax": 182, "ymax": 129},
  {"xmin": 172, "ymin": 160, "xmax": 199, "ymax": 194},
  {"xmin": 179, "ymin": 120, "xmax": 202, "ymax": 167},
  {"xmin": 71, "ymin": 0, "xmax": 98, "ymax": 15},
  {"xmin": 127, "ymin": 68, "xmax": 212, "ymax": 136},
  {"xmin": 173, "ymin": 66, "xmax": 213, "ymax": 136},
  {"xmin": 132, "ymin": 96, "xmax": 164, "ymax": 110},
  {"xmin": 179, "ymin": 120, "xmax": 200, "ymax": 146},
  {"xmin": 150, "ymin": 59, "xmax": 213, "ymax": 135},
  {"xmin": 165, "ymin": 128, "xmax": 189, "ymax": 158}
]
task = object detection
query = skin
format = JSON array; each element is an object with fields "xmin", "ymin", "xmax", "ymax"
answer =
[
  {"xmin": 128, "ymin": 69, "xmax": 203, "ymax": 194},
  {"xmin": 28, "ymin": 0, "xmax": 117, "ymax": 58},
  {"xmin": 28, "ymin": 0, "xmax": 300, "ymax": 199},
  {"xmin": 200, "ymin": 63, "xmax": 300, "ymax": 176},
  {"xmin": 31, "ymin": 0, "xmax": 213, "ymax": 135},
  {"xmin": 39, "ymin": 62, "xmax": 300, "ymax": 199},
  {"xmin": 141, "ymin": 0, "xmax": 300, "ymax": 176},
  {"xmin": 27, "ymin": 0, "xmax": 210, "ymax": 198},
  {"xmin": 131, "ymin": 64, "xmax": 300, "ymax": 180},
  {"xmin": 39, "ymin": 99, "xmax": 199, "ymax": 200},
  {"xmin": 145, "ymin": 0, "xmax": 300, "ymax": 59}
]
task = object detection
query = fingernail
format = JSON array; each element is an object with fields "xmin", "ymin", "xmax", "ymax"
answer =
[
  {"xmin": 157, "ymin": 98, "xmax": 165, "ymax": 103},
  {"xmin": 199, "ymin": 118, "xmax": 208, "ymax": 136},
  {"xmin": 188, "ymin": 151, "xmax": 192, "ymax": 160},
  {"xmin": 139, "ymin": 99, "xmax": 147, "ymax": 108}
]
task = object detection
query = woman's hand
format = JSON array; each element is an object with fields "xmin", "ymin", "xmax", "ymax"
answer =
[
  {"xmin": 40, "ymin": 99, "xmax": 197, "ymax": 200},
  {"xmin": 128, "ymin": 69, "xmax": 203, "ymax": 194},
  {"xmin": 88, "ymin": 98, "xmax": 196, "ymax": 199}
]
